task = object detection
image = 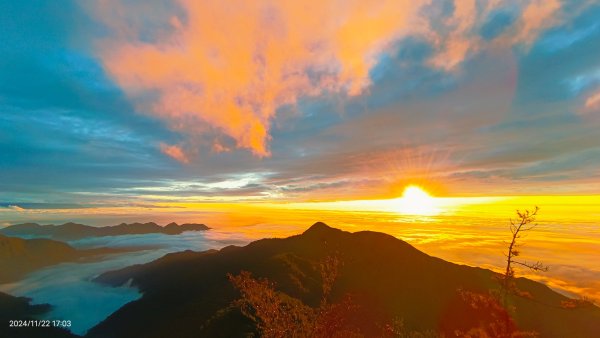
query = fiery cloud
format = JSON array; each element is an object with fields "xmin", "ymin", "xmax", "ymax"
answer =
[
  {"xmin": 584, "ymin": 90, "xmax": 600, "ymax": 113},
  {"xmin": 160, "ymin": 143, "xmax": 189, "ymax": 164},
  {"xmin": 430, "ymin": 0, "xmax": 480, "ymax": 70},
  {"xmin": 88, "ymin": 0, "xmax": 572, "ymax": 161},
  {"xmin": 514, "ymin": 0, "xmax": 562, "ymax": 45}
]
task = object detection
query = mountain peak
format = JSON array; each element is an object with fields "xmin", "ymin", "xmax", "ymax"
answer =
[
  {"xmin": 302, "ymin": 222, "xmax": 338, "ymax": 236},
  {"xmin": 90, "ymin": 223, "xmax": 600, "ymax": 338},
  {"xmin": 1, "ymin": 220, "xmax": 208, "ymax": 240}
]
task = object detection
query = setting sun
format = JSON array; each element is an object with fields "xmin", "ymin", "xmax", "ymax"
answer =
[{"xmin": 396, "ymin": 185, "xmax": 439, "ymax": 215}]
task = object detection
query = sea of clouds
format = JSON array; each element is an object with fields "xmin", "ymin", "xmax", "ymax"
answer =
[{"xmin": 0, "ymin": 230, "xmax": 251, "ymax": 335}]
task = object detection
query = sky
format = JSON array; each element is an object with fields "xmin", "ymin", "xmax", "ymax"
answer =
[{"xmin": 1, "ymin": 0, "xmax": 600, "ymax": 216}]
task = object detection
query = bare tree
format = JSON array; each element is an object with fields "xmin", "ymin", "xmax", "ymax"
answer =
[{"xmin": 500, "ymin": 206, "xmax": 548, "ymax": 305}]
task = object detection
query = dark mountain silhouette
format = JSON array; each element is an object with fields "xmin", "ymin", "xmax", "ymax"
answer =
[
  {"xmin": 87, "ymin": 222, "xmax": 600, "ymax": 338},
  {"xmin": 0, "ymin": 222, "xmax": 209, "ymax": 241},
  {"xmin": 0, "ymin": 234, "xmax": 130, "ymax": 283},
  {"xmin": 0, "ymin": 291, "xmax": 77, "ymax": 338}
]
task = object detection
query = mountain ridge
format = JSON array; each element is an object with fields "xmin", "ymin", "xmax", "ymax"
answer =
[
  {"xmin": 88, "ymin": 222, "xmax": 600, "ymax": 338},
  {"xmin": 0, "ymin": 222, "xmax": 209, "ymax": 241},
  {"xmin": 0, "ymin": 234, "xmax": 132, "ymax": 283}
]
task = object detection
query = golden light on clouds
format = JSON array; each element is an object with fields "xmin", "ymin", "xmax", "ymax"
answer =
[
  {"xmin": 85, "ymin": 0, "xmax": 571, "ymax": 162},
  {"xmin": 90, "ymin": 0, "xmax": 430, "ymax": 158}
]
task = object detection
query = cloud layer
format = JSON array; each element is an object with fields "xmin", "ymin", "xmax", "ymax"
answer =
[
  {"xmin": 89, "ymin": 0, "xmax": 576, "ymax": 160},
  {"xmin": 1, "ymin": 0, "xmax": 599, "ymax": 207},
  {"xmin": 91, "ymin": 0, "xmax": 427, "ymax": 157}
]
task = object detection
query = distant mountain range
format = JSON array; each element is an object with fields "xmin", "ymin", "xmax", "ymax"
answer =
[
  {"xmin": 0, "ymin": 222, "xmax": 209, "ymax": 241},
  {"xmin": 87, "ymin": 222, "xmax": 600, "ymax": 338},
  {"xmin": 0, "ymin": 234, "xmax": 129, "ymax": 283}
]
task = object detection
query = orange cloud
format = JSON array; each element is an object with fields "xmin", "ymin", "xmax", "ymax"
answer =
[
  {"xmin": 88, "ymin": 0, "xmax": 575, "ymax": 160},
  {"xmin": 212, "ymin": 141, "xmax": 231, "ymax": 154},
  {"xmin": 160, "ymin": 143, "xmax": 189, "ymax": 163},
  {"xmin": 584, "ymin": 90, "xmax": 600, "ymax": 112},
  {"xmin": 513, "ymin": 0, "xmax": 562, "ymax": 45},
  {"xmin": 430, "ymin": 0, "xmax": 480, "ymax": 70},
  {"xmin": 89, "ymin": 0, "xmax": 434, "ymax": 158}
]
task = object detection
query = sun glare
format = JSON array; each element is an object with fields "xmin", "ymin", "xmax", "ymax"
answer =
[{"xmin": 396, "ymin": 185, "xmax": 439, "ymax": 215}]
